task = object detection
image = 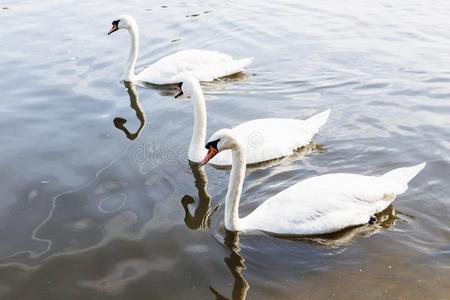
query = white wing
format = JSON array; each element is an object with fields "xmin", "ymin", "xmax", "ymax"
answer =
[
  {"xmin": 211, "ymin": 110, "xmax": 330, "ymax": 166},
  {"xmin": 240, "ymin": 172, "xmax": 410, "ymax": 235},
  {"xmin": 136, "ymin": 49, "xmax": 252, "ymax": 85}
]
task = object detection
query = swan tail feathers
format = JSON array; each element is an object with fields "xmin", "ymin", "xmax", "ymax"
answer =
[
  {"xmin": 236, "ymin": 57, "xmax": 253, "ymax": 69},
  {"xmin": 215, "ymin": 58, "xmax": 252, "ymax": 79},
  {"xmin": 382, "ymin": 162, "xmax": 426, "ymax": 187},
  {"xmin": 304, "ymin": 109, "xmax": 330, "ymax": 132}
]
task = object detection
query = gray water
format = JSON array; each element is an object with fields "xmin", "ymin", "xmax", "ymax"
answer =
[{"xmin": 0, "ymin": 0, "xmax": 449, "ymax": 299}]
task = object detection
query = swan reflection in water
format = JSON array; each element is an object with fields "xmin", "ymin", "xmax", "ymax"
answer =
[
  {"xmin": 181, "ymin": 161, "xmax": 219, "ymax": 230},
  {"xmin": 206, "ymin": 206, "xmax": 398, "ymax": 300},
  {"xmin": 114, "ymin": 81, "xmax": 147, "ymax": 140},
  {"xmin": 181, "ymin": 162, "xmax": 248, "ymax": 299},
  {"xmin": 209, "ymin": 230, "xmax": 249, "ymax": 300}
]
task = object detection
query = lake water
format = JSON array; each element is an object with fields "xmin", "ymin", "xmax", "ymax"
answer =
[{"xmin": 0, "ymin": 0, "xmax": 449, "ymax": 299}]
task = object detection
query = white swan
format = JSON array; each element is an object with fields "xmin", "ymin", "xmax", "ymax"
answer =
[
  {"xmin": 201, "ymin": 129, "xmax": 426, "ymax": 235},
  {"xmin": 108, "ymin": 15, "xmax": 252, "ymax": 85},
  {"xmin": 177, "ymin": 78, "xmax": 330, "ymax": 166}
]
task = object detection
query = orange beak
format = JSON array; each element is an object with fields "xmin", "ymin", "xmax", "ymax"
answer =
[
  {"xmin": 108, "ymin": 24, "xmax": 119, "ymax": 35},
  {"xmin": 201, "ymin": 147, "xmax": 218, "ymax": 165}
]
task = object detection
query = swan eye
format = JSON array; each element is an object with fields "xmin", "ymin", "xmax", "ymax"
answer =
[
  {"xmin": 177, "ymin": 82, "xmax": 183, "ymax": 88},
  {"xmin": 205, "ymin": 139, "xmax": 220, "ymax": 151},
  {"xmin": 112, "ymin": 20, "xmax": 120, "ymax": 26}
]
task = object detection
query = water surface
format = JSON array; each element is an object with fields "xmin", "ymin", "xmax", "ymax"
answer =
[{"xmin": 0, "ymin": 0, "xmax": 449, "ymax": 299}]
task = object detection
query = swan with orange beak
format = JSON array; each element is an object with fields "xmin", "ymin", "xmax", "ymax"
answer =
[{"xmin": 201, "ymin": 129, "xmax": 426, "ymax": 235}]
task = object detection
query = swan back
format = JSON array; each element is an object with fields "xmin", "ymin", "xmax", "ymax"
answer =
[
  {"xmin": 137, "ymin": 50, "xmax": 252, "ymax": 84},
  {"xmin": 211, "ymin": 109, "xmax": 330, "ymax": 166}
]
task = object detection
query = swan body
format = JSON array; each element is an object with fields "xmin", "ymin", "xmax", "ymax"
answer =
[
  {"xmin": 202, "ymin": 129, "xmax": 426, "ymax": 235},
  {"xmin": 179, "ymin": 78, "xmax": 330, "ymax": 166},
  {"xmin": 210, "ymin": 116, "xmax": 329, "ymax": 166},
  {"xmin": 138, "ymin": 49, "xmax": 252, "ymax": 85},
  {"xmin": 108, "ymin": 15, "xmax": 252, "ymax": 85}
]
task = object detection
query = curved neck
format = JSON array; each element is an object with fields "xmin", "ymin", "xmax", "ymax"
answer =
[
  {"xmin": 124, "ymin": 24, "xmax": 139, "ymax": 81},
  {"xmin": 225, "ymin": 143, "xmax": 246, "ymax": 231},
  {"xmin": 189, "ymin": 84, "xmax": 207, "ymax": 162}
]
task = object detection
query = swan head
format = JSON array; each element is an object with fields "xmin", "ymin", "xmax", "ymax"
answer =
[
  {"xmin": 107, "ymin": 15, "xmax": 137, "ymax": 35},
  {"xmin": 174, "ymin": 77, "xmax": 200, "ymax": 98},
  {"xmin": 201, "ymin": 129, "xmax": 241, "ymax": 165}
]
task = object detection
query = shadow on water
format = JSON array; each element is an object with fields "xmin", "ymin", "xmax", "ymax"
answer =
[
  {"xmin": 137, "ymin": 82, "xmax": 179, "ymax": 97},
  {"xmin": 137, "ymin": 71, "xmax": 249, "ymax": 96},
  {"xmin": 211, "ymin": 207, "xmax": 398, "ymax": 299},
  {"xmin": 113, "ymin": 81, "xmax": 147, "ymax": 141},
  {"xmin": 206, "ymin": 207, "xmax": 397, "ymax": 300},
  {"xmin": 282, "ymin": 205, "xmax": 398, "ymax": 247}
]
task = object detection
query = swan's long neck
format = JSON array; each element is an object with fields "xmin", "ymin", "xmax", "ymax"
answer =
[
  {"xmin": 189, "ymin": 85, "xmax": 207, "ymax": 162},
  {"xmin": 225, "ymin": 142, "xmax": 246, "ymax": 231},
  {"xmin": 124, "ymin": 23, "xmax": 139, "ymax": 81}
]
